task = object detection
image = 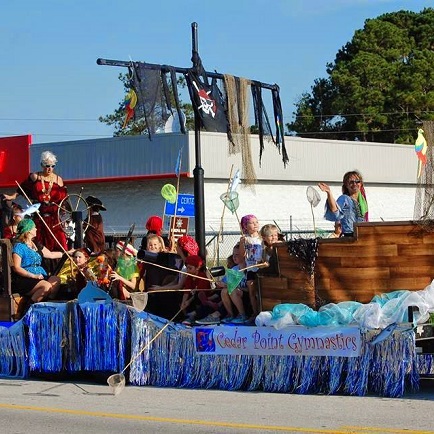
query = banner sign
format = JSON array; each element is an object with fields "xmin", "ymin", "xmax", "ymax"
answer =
[
  {"xmin": 194, "ymin": 325, "xmax": 361, "ymax": 357},
  {"xmin": 169, "ymin": 216, "xmax": 189, "ymax": 240},
  {"xmin": 164, "ymin": 194, "xmax": 195, "ymax": 217}
]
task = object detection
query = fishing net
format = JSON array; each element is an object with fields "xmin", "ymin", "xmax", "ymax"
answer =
[
  {"xmin": 306, "ymin": 186, "xmax": 321, "ymax": 208},
  {"xmin": 226, "ymin": 268, "xmax": 245, "ymax": 295},
  {"xmin": 107, "ymin": 373, "xmax": 126, "ymax": 396},
  {"xmin": 306, "ymin": 186, "xmax": 321, "ymax": 237},
  {"xmin": 130, "ymin": 292, "xmax": 148, "ymax": 312},
  {"xmin": 220, "ymin": 191, "xmax": 239, "ymax": 214},
  {"xmin": 107, "ymin": 306, "xmax": 183, "ymax": 395},
  {"xmin": 224, "ymin": 74, "xmax": 256, "ymax": 186},
  {"xmin": 161, "ymin": 184, "xmax": 177, "ymax": 204}
]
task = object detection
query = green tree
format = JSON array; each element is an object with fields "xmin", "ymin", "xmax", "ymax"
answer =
[
  {"xmin": 99, "ymin": 73, "xmax": 194, "ymax": 136},
  {"xmin": 287, "ymin": 8, "xmax": 434, "ymax": 143}
]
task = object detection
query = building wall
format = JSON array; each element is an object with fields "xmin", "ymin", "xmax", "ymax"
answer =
[{"xmin": 0, "ymin": 132, "xmax": 419, "ymax": 236}]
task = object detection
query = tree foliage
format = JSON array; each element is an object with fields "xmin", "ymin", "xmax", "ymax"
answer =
[
  {"xmin": 287, "ymin": 8, "xmax": 434, "ymax": 143},
  {"xmin": 99, "ymin": 73, "xmax": 194, "ymax": 136}
]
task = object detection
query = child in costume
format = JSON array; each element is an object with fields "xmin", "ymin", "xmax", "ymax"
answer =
[
  {"xmin": 137, "ymin": 234, "xmax": 166, "ymax": 291},
  {"xmin": 239, "ymin": 214, "xmax": 263, "ymax": 319},
  {"xmin": 3, "ymin": 203, "xmax": 23, "ymax": 239},
  {"xmin": 84, "ymin": 195, "xmax": 107, "ymax": 254},
  {"xmin": 218, "ymin": 243, "xmax": 249, "ymax": 324},
  {"xmin": 259, "ymin": 223, "xmax": 283, "ymax": 276},
  {"xmin": 181, "ymin": 255, "xmax": 223, "ymax": 326},
  {"xmin": 110, "ymin": 241, "xmax": 139, "ymax": 300},
  {"xmin": 72, "ymin": 248, "xmax": 95, "ymax": 293}
]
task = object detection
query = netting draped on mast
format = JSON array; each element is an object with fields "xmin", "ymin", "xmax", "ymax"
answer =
[{"xmin": 414, "ymin": 121, "xmax": 434, "ymax": 227}]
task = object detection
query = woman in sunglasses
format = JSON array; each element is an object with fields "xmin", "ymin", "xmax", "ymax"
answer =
[
  {"xmin": 4, "ymin": 150, "xmax": 68, "ymax": 250},
  {"xmin": 318, "ymin": 170, "xmax": 368, "ymax": 237}
]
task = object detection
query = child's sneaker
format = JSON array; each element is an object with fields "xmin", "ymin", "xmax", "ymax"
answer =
[
  {"xmin": 221, "ymin": 316, "xmax": 234, "ymax": 324},
  {"xmin": 231, "ymin": 314, "xmax": 248, "ymax": 324},
  {"xmin": 182, "ymin": 318, "xmax": 194, "ymax": 326},
  {"xmin": 195, "ymin": 314, "xmax": 220, "ymax": 325}
]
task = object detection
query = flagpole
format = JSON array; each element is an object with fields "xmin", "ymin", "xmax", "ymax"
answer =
[
  {"xmin": 213, "ymin": 165, "xmax": 234, "ymax": 267},
  {"xmin": 170, "ymin": 150, "xmax": 182, "ymax": 249},
  {"xmin": 191, "ymin": 22, "xmax": 206, "ymax": 260}
]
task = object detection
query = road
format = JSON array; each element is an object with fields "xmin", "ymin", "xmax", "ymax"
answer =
[{"xmin": 1, "ymin": 376, "xmax": 434, "ymax": 433}]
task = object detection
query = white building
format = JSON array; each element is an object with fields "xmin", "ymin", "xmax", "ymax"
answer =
[{"xmin": 0, "ymin": 132, "xmax": 418, "ymax": 236}]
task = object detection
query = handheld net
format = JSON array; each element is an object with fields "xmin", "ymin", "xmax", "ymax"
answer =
[
  {"xmin": 130, "ymin": 292, "xmax": 148, "ymax": 312},
  {"xmin": 226, "ymin": 268, "xmax": 245, "ymax": 295},
  {"xmin": 306, "ymin": 186, "xmax": 321, "ymax": 237},
  {"xmin": 161, "ymin": 183, "xmax": 177, "ymax": 204},
  {"xmin": 220, "ymin": 191, "xmax": 239, "ymax": 214},
  {"xmin": 107, "ymin": 306, "xmax": 183, "ymax": 396}
]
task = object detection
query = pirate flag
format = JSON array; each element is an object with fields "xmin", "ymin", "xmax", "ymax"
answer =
[{"xmin": 185, "ymin": 57, "xmax": 228, "ymax": 133}]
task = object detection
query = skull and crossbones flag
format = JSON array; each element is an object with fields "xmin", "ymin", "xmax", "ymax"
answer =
[{"xmin": 185, "ymin": 57, "xmax": 228, "ymax": 133}]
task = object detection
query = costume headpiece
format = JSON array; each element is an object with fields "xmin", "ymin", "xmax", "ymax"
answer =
[
  {"xmin": 185, "ymin": 255, "xmax": 203, "ymax": 268},
  {"xmin": 146, "ymin": 215, "xmax": 163, "ymax": 236},
  {"xmin": 177, "ymin": 235, "xmax": 199, "ymax": 256},
  {"xmin": 86, "ymin": 195, "xmax": 107, "ymax": 211},
  {"xmin": 17, "ymin": 218, "xmax": 35, "ymax": 235},
  {"xmin": 116, "ymin": 241, "xmax": 138, "ymax": 257},
  {"xmin": 240, "ymin": 214, "xmax": 257, "ymax": 233}
]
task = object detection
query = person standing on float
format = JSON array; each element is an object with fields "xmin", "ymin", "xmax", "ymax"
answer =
[
  {"xmin": 4, "ymin": 150, "xmax": 68, "ymax": 251},
  {"xmin": 318, "ymin": 170, "xmax": 368, "ymax": 237}
]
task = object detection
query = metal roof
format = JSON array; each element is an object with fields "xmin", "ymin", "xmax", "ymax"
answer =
[{"xmin": 29, "ymin": 132, "xmax": 417, "ymax": 185}]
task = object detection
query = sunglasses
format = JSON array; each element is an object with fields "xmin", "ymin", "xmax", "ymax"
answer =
[
  {"xmin": 348, "ymin": 180, "xmax": 361, "ymax": 184},
  {"xmin": 44, "ymin": 164, "xmax": 56, "ymax": 168}
]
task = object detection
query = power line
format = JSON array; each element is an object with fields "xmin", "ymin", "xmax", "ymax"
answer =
[
  {"xmin": 290, "ymin": 110, "xmax": 434, "ymax": 119},
  {"xmin": 0, "ymin": 131, "xmax": 112, "ymax": 138},
  {"xmin": 0, "ymin": 118, "xmax": 99, "ymax": 122},
  {"xmin": 294, "ymin": 127, "xmax": 417, "ymax": 136}
]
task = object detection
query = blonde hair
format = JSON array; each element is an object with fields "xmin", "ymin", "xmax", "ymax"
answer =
[
  {"xmin": 260, "ymin": 224, "xmax": 279, "ymax": 238},
  {"xmin": 146, "ymin": 234, "xmax": 165, "ymax": 252}
]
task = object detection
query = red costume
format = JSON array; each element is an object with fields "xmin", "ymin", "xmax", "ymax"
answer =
[
  {"xmin": 84, "ymin": 213, "xmax": 105, "ymax": 254},
  {"xmin": 3, "ymin": 225, "xmax": 16, "ymax": 239},
  {"xmin": 20, "ymin": 174, "xmax": 68, "ymax": 251}
]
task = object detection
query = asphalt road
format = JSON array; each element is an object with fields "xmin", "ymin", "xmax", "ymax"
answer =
[{"xmin": 0, "ymin": 376, "xmax": 433, "ymax": 434}]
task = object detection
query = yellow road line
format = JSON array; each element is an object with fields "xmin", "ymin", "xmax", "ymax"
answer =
[
  {"xmin": 0, "ymin": 403, "xmax": 432, "ymax": 434},
  {"xmin": 343, "ymin": 427, "xmax": 434, "ymax": 434}
]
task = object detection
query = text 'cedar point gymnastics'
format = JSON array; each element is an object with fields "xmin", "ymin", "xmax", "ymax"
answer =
[{"xmin": 194, "ymin": 326, "xmax": 361, "ymax": 357}]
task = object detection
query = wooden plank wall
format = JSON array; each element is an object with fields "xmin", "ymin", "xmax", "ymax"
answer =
[
  {"xmin": 258, "ymin": 245, "xmax": 315, "ymax": 310},
  {"xmin": 316, "ymin": 221, "xmax": 434, "ymax": 304},
  {"xmin": 260, "ymin": 222, "xmax": 434, "ymax": 310}
]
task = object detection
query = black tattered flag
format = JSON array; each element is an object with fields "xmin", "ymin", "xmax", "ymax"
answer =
[{"xmin": 185, "ymin": 57, "xmax": 228, "ymax": 133}]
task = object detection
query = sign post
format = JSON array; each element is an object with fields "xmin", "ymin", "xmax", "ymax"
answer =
[{"xmin": 169, "ymin": 216, "xmax": 189, "ymax": 241}]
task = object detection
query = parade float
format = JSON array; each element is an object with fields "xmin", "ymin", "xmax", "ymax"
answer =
[{"xmin": 1, "ymin": 23, "xmax": 434, "ymax": 398}]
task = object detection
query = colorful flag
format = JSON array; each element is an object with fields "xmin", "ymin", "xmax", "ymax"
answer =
[
  {"xmin": 175, "ymin": 146, "xmax": 183, "ymax": 177},
  {"xmin": 122, "ymin": 89, "xmax": 137, "ymax": 129},
  {"xmin": 229, "ymin": 169, "xmax": 241, "ymax": 193},
  {"xmin": 415, "ymin": 128, "xmax": 428, "ymax": 178}
]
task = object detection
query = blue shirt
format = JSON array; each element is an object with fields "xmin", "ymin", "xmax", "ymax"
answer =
[
  {"xmin": 12, "ymin": 242, "xmax": 47, "ymax": 277},
  {"xmin": 324, "ymin": 194, "xmax": 364, "ymax": 235}
]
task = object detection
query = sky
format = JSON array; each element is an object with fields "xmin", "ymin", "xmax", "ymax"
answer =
[{"xmin": 1, "ymin": 0, "xmax": 433, "ymax": 145}]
